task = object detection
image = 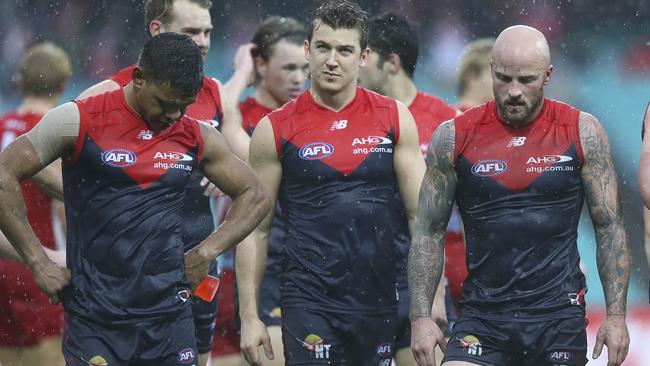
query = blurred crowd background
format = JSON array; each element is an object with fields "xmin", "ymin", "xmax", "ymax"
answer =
[{"xmin": 1, "ymin": 0, "xmax": 649, "ymax": 344}]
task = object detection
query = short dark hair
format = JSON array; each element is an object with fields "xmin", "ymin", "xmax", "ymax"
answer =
[
  {"xmin": 137, "ymin": 32, "xmax": 204, "ymax": 95},
  {"xmin": 251, "ymin": 16, "xmax": 306, "ymax": 61},
  {"xmin": 368, "ymin": 12, "xmax": 419, "ymax": 78},
  {"xmin": 307, "ymin": 0, "xmax": 369, "ymax": 50},
  {"xmin": 144, "ymin": 0, "xmax": 212, "ymax": 34}
]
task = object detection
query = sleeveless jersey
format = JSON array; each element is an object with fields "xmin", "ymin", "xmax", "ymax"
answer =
[
  {"xmin": 110, "ymin": 64, "xmax": 223, "ymax": 250},
  {"xmin": 454, "ymin": 99, "xmax": 587, "ymax": 321},
  {"xmin": 268, "ymin": 87, "xmax": 401, "ymax": 313},
  {"xmin": 240, "ymin": 97, "xmax": 273, "ymax": 136},
  {"xmin": 394, "ymin": 92, "xmax": 458, "ymax": 290},
  {"xmin": 63, "ymin": 89, "xmax": 204, "ymax": 324}
]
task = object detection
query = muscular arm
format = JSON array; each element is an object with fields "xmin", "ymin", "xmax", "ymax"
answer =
[
  {"xmin": 31, "ymin": 159, "xmax": 63, "ymax": 201},
  {"xmin": 188, "ymin": 123, "xmax": 269, "ymax": 276},
  {"xmin": 579, "ymin": 112, "xmax": 630, "ymax": 316},
  {"xmin": 638, "ymin": 102, "xmax": 650, "ymax": 208},
  {"xmin": 0, "ymin": 103, "xmax": 77, "ymax": 301},
  {"xmin": 408, "ymin": 120, "xmax": 457, "ymax": 320},
  {"xmin": 237, "ymin": 117, "xmax": 281, "ymax": 365}
]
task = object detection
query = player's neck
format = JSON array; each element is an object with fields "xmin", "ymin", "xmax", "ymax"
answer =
[
  {"xmin": 497, "ymin": 99, "xmax": 545, "ymax": 129},
  {"xmin": 252, "ymin": 87, "xmax": 281, "ymax": 110},
  {"xmin": 385, "ymin": 74, "xmax": 417, "ymax": 107},
  {"xmin": 17, "ymin": 96, "xmax": 60, "ymax": 115},
  {"xmin": 310, "ymin": 83, "xmax": 357, "ymax": 112}
]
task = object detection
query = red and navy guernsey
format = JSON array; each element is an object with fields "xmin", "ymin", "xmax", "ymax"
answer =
[
  {"xmin": 63, "ymin": 89, "xmax": 204, "ymax": 324},
  {"xmin": 268, "ymin": 87, "xmax": 402, "ymax": 314},
  {"xmin": 454, "ymin": 98, "xmax": 587, "ymax": 321},
  {"xmin": 111, "ymin": 64, "xmax": 222, "ymax": 250}
]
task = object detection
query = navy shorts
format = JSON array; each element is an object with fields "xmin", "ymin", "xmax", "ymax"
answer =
[
  {"xmin": 395, "ymin": 281, "xmax": 457, "ymax": 350},
  {"xmin": 442, "ymin": 315, "xmax": 588, "ymax": 366},
  {"xmin": 191, "ymin": 260, "xmax": 220, "ymax": 353},
  {"xmin": 282, "ymin": 307, "xmax": 397, "ymax": 366},
  {"xmin": 62, "ymin": 308, "xmax": 198, "ymax": 366}
]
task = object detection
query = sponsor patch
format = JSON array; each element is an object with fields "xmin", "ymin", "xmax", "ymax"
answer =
[
  {"xmin": 547, "ymin": 350, "xmax": 572, "ymax": 363},
  {"xmin": 299, "ymin": 142, "xmax": 334, "ymax": 160},
  {"xmin": 375, "ymin": 342, "xmax": 392, "ymax": 357},
  {"xmin": 299, "ymin": 333, "xmax": 331, "ymax": 359},
  {"xmin": 89, "ymin": 355, "xmax": 108, "ymax": 366},
  {"xmin": 458, "ymin": 335, "xmax": 483, "ymax": 356},
  {"xmin": 154, "ymin": 151, "xmax": 194, "ymax": 161},
  {"xmin": 101, "ymin": 149, "xmax": 136, "ymax": 168},
  {"xmin": 351, "ymin": 136, "xmax": 392, "ymax": 146},
  {"xmin": 471, "ymin": 160, "xmax": 507, "ymax": 177}
]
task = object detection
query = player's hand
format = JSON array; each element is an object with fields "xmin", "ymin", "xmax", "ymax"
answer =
[
  {"xmin": 232, "ymin": 42, "xmax": 257, "ymax": 86},
  {"xmin": 30, "ymin": 258, "xmax": 70, "ymax": 305},
  {"xmin": 240, "ymin": 316, "xmax": 274, "ymax": 366},
  {"xmin": 411, "ymin": 317, "xmax": 446, "ymax": 366},
  {"xmin": 592, "ymin": 314, "xmax": 629, "ymax": 366},
  {"xmin": 183, "ymin": 245, "xmax": 213, "ymax": 289},
  {"xmin": 200, "ymin": 176, "xmax": 222, "ymax": 197}
]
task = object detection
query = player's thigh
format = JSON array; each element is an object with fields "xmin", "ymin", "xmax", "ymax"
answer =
[
  {"xmin": 264, "ymin": 325, "xmax": 285, "ymax": 366},
  {"xmin": 524, "ymin": 317, "xmax": 587, "ymax": 366},
  {"xmin": 395, "ymin": 344, "xmax": 445, "ymax": 366},
  {"xmin": 281, "ymin": 308, "xmax": 345, "ymax": 365},
  {"xmin": 0, "ymin": 346, "xmax": 21, "ymax": 366}
]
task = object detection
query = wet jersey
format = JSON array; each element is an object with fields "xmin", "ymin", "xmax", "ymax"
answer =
[
  {"xmin": 63, "ymin": 89, "xmax": 204, "ymax": 324},
  {"xmin": 454, "ymin": 99, "xmax": 586, "ymax": 321},
  {"xmin": 110, "ymin": 64, "xmax": 223, "ymax": 250},
  {"xmin": 240, "ymin": 97, "xmax": 273, "ymax": 136},
  {"xmin": 394, "ymin": 92, "xmax": 457, "ymax": 289},
  {"xmin": 0, "ymin": 112, "xmax": 57, "ymax": 248},
  {"xmin": 268, "ymin": 87, "xmax": 401, "ymax": 313}
]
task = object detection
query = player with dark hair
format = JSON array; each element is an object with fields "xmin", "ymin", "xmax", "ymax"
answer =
[
  {"xmin": 0, "ymin": 41, "xmax": 70, "ymax": 366},
  {"xmin": 358, "ymin": 11, "xmax": 456, "ymax": 366},
  {"xmin": 409, "ymin": 25, "xmax": 631, "ymax": 366},
  {"xmin": 0, "ymin": 33, "xmax": 269, "ymax": 366},
  {"xmin": 237, "ymin": 1, "xmax": 425, "ymax": 365},
  {"xmin": 211, "ymin": 15, "xmax": 308, "ymax": 366},
  {"xmin": 77, "ymin": 2, "xmax": 252, "ymax": 364}
]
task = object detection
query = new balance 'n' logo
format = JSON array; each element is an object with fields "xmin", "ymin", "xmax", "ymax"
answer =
[
  {"xmin": 330, "ymin": 120, "xmax": 348, "ymax": 130},
  {"xmin": 506, "ymin": 136, "xmax": 526, "ymax": 147},
  {"xmin": 137, "ymin": 130, "xmax": 154, "ymax": 140}
]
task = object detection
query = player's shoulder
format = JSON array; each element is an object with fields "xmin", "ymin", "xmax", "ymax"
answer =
[
  {"xmin": 75, "ymin": 88, "xmax": 123, "ymax": 113},
  {"xmin": 266, "ymin": 90, "xmax": 309, "ymax": 123},
  {"xmin": 110, "ymin": 64, "xmax": 136, "ymax": 87},
  {"xmin": 413, "ymin": 91, "xmax": 456, "ymax": 114},
  {"xmin": 358, "ymin": 87, "xmax": 396, "ymax": 110},
  {"xmin": 454, "ymin": 100, "xmax": 492, "ymax": 128}
]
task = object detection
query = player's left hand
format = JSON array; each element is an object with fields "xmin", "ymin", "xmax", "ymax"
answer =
[
  {"xmin": 183, "ymin": 245, "xmax": 213, "ymax": 289},
  {"xmin": 240, "ymin": 316, "xmax": 274, "ymax": 366},
  {"xmin": 200, "ymin": 177, "xmax": 222, "ymax": 197},
  {"xmin": 592, "ymin": 314, "xmax": 629, "ymax": 366}
]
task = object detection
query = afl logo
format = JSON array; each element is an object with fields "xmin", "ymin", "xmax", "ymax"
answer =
[
  {"xmin": 471, "ymin": 160, "xmax": 507, "ymax": 177},
  {"xmin": 299, "ymin": 142, "xmax": 334, "ymax": 160},
  {"xmin": 101, "ymin": 149, "xmax": 137, "ymax": 167}
]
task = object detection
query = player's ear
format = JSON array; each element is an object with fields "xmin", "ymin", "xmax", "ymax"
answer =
[
  {"xmin": 543, "ymin": 64, "xmax": 553, "ymax": 85},
  {"xmin": 149, "ymin": 20, "xmax": 163, "ymax": 37},
  {"xmin": 255, "ymin": 56, "xmax": 267, "ymax": 79},
  {"xmin": 304, "ymin": 40, "xmax": 311, "ymax": 61},
  {"xmin": 132, "ymin": 67, "xmax": 145, "ymax": 89},
  {"xmin": 359, "ymin": 47, "xmax": 370, "ymax": 67},
  {"xmin": 386, "ymin": 53, "xmax": 401, "ymax": 74}
]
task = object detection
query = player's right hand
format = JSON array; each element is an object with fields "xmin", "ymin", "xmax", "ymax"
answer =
[
  {"xmin": 31, "ymin": 258, "xmax": 70, "ymax": 304},
  {"xmin": 233, "ymin": 42, "xmax": 257, "ymax": 86},
  {"xmin": 411, "ymin": 316, "xmax": 446, "ymax": 366},
  {"xmin": 240, "ymin": 316, "xmax": 274, "ymax": 366}
]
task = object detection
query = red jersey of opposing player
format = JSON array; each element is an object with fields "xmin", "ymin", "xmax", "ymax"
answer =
[
  {"xmin": 0, "ymin": 111, "xmax": 63, "ymax": 347},
  {"xmin": 408, "ymin": 91, "xmax": 468, "ymax": 309}
]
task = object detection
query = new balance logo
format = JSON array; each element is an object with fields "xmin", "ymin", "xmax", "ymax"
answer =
[
  {"xmin": 506, "ymin": 136, "xmax": 526, "ymax": 147},
  {"xmin": 137, "ymin": 130, "xmax": 154, "ymax": 140},
  {"xmin": 330, "ymin": 120, "xmax": 348, "ymax": 130}
]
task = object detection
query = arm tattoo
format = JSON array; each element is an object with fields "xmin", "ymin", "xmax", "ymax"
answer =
[
  {"xmin": 579, "ymin": 112, "xmax": 631, "ymax": 315},
  {"xmin": 408, "ymin": 120, "xmax": 457, "ymax": 320}
]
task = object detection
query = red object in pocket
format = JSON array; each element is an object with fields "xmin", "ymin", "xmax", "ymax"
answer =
[{"xmin": 194, "ymin": 275, "xmax": 220, "ymax": 302}]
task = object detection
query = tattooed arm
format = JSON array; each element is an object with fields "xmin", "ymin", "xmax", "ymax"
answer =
[
  {"xmin": 579, "ymin": 112, "xmax": 630, "ymax": 366},
  {"xmin": 408, "ymin": 120, "xmax": 457, "ymax": 366}
]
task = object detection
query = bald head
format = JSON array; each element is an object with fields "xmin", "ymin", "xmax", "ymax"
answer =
[{"xmin": 492, "ymin": 25, "xmax": 550, "ymax": 70}]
